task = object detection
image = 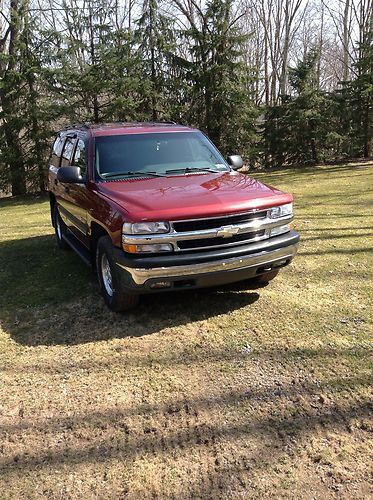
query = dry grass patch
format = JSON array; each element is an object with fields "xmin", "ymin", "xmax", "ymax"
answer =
[{"xmin": 0, "ymin": 163, "xmax": 372, "ymax": 498}]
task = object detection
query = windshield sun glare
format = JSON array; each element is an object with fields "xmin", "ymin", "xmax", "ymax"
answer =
[{"xmin": 95, "ymin": 131, "xmax": 229, "ymax": 179}]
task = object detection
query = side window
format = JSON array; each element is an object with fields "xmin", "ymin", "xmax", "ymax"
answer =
[
  {"xmin": 72, "ymin": 139, "xmax": 87, "ymax": 175},
  {"xmin": 60, "ymin": 137, "xmax": 76, "ymax": 167},
  {"xmin": 50, "ymin": 136, "xmax": 65, "ymax": 168}
]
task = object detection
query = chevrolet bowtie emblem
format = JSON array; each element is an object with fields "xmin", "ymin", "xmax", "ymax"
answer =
[{"xmin": 216, "ymin": 225, "xmax": 240, "ymax": 238}]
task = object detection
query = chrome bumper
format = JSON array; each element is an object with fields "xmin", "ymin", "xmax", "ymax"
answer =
[{"xmin": 117, "ymin": 243, "xmax": 299, "ymax": 286}]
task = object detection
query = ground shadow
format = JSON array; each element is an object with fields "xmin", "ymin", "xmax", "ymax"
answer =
[
  {"xmin": 0, "ymin": 386, "xmax": 370, "ymax": 477},
  {"xmin": 250, "ymin": 162, "xmax": 373, "ymax": 182},
  {"xmin": 0, "ymin": 193, "xmax": 48, "ymax": 208},
  {"xmin": 0, "ymin": 234, "xmax": 261, "ymax": 346}
]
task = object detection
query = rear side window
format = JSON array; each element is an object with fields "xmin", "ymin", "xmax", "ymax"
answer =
[
  {"xmin": 60, "ymin": 138, "xmax": 77, "ymax": 167},
  {"xmin": 72, "ymin": 139, "xmax": 86, "ymax": 175},
  {"xmin": 50, "ymin": 136, "xmax": 65, "ymax": 168}
]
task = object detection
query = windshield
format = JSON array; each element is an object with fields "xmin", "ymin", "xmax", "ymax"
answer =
[{"xmin": 95, "ymin": 131, "xmax": 229, "ymax": 178}]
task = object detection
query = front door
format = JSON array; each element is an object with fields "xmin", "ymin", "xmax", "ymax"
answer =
[{"xmin": 57, "ymin": 137, "xmax": 91, "ymax": 248}]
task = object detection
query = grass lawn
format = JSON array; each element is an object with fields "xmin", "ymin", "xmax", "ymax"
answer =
[{"xmin": 0, "ymin": 162, "xmax": 372, "ymax": 498}]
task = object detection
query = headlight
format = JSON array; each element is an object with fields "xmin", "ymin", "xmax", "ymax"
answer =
[
  {"xmin": 270, "ymin": 203, "xmax": 293, "ymax": 219},
  {"xmin": 122, "ymin": 221, "xmax": 170, "ymax": 234}
]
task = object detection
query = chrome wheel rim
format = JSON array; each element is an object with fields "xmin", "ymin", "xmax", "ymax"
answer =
[{"xmin": 101, "ymin": 253, "xmax": 114, "ymax": 297}]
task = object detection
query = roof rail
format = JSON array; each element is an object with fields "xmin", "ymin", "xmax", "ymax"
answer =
[
  {"xmin": 62, "ymin": 123, "xmax": 90, "ymax": 130},
  {"xmin": 61, "ymin": 121, "xmax": 181, "ymax": 131},
  {"xmin": 154, "ymin": 121, "xmax": 177, "ymax": 124},
  {"xmin": 107, "ymin": 121, "xmax": 179, "ymax": 125}
]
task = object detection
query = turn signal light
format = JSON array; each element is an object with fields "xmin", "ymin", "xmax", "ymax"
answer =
[
  {"xmin": 123, "ymin": 244, "xmax": 138, "ymax": 253},
  {"xmin": 123, "ymin": 243, "xmax": 173, "ymax": 253}
]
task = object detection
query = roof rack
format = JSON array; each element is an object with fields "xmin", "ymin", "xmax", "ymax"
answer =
[
  {"xmin": 62, "ymin": 121, "xmax": 181, "ymax": 131},
  {"xmin": 153, "ymin": 121, "xmax": 177, "ymax": 124},
  {"xmin": 62, "ymin": 123, "xmax": 90, "ymax": 130},
  {"xmin": 103, "ymin": 121, "xmax": 179, "ymax": 126}
]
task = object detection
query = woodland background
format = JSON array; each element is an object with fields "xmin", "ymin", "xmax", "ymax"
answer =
[{"xmin": 0, "ymin": 0, "xmax": 372, "ymax": 195}]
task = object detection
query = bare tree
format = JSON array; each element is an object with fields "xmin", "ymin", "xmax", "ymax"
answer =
[{"xmin": 0, "ymin": 0, "xmax": 28, "ymax": 195}]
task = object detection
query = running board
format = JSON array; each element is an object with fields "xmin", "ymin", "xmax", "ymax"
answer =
[{"xmin": 62, "ymin": 232, "xmax": 92, "ymax": 267}]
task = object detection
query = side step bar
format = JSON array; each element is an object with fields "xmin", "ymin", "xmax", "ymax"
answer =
[{"xmin": 62, "ymin": 232, "xmax": 92, "ymax": 267}]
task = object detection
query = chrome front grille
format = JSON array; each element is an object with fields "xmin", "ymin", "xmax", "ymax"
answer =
[
  {"xmin": 173, "ymin": 210, "xmax": 267, "ymax": 233},
  {"xmin": 122, "ymin": 209, "xmax": 293, "ymax": 253},
  {"xmin": 169, "ymin": 210, "xmax": 269, "ymax": 251},
  {"xmin": 177, "ymin": 230, "xmax": 266, "ymax": 250}
]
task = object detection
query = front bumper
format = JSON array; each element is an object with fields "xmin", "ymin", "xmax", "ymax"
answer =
[{"xmin": 113, "ymin": 230, "xmax": 300, "ymax": 293}]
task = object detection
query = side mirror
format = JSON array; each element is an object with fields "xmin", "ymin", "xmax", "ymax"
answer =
[
  {"xmin": 57, "ymin": 166, "xmax": 85, "ymax": 183},
  {"xmin": 227, "ymin": 155, "xmax": 244, "ymax": 170}
]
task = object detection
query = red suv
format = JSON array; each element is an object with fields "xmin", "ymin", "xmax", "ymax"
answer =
[{"xmin": 48, "ymin": 122, "xmax": 299, "ymax": 311}]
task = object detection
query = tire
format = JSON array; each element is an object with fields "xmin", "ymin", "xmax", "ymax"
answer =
[
  {"xmin": 254, "ymin": 269, "xmax": 280, "ymax": 284},
  {"xmin": 54, "ymin": 204, "xmax": 70, "ymax": 250},
  {"xmin": 96, "ymin": 236, "xmax": 140, "ymax": 312}
]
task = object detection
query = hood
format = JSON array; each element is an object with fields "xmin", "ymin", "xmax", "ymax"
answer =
[{"xmin": 96, "ymin": 171, "xmax": 292, "ymax": 221}]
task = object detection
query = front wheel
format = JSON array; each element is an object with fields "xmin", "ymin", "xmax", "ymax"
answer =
[{"xmin": 96, "ymin": 236, "xmax": 140, "ymax": 312}]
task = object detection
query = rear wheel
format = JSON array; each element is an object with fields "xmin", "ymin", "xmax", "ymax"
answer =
[
  {"xmin": 254, "ymin": 269, "xmax": 279, "ymax": 284},
  {"xmin": 96, "ymin": 236, "xmax": 140, "ymax": 312},
  {"xmin": 54, "ymin": 205, "xmax": 70, "ymax": 250}
]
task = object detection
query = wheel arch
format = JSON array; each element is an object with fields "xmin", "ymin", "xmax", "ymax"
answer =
[{"xmin": 90, "ymin": 221, "xmax": 111, "ymax": 262}]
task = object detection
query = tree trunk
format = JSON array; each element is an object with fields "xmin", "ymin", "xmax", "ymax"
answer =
[
  {"xmin": 343, "ymin": 0, "xmax": 350, "ymax": 81},
  {"xmin": 279, "ymin": 2, "xmax": 290, "ymax": 98},
  {"xmin": 362, "ymin": 99, "xmax": 372, "ymax": 158},
  {"xmin": 317, "ymin": 4, "xmax": 324, "ymax": 86},
  {"xmin": 264, "ymin": 30, "xmax": 269, "ymax": 106},
  {"xmin": 150, "ymin": 0, "xmax": 157, "ymax": 121},
  {"xmin": 88, "ymin": 6, "xmax": 99, "ymax": 122},
  {"xmin": 3, "ymin": 119, "xmax": 27, "ymax": 195},
  {"xmin": 0, "ymin": 0, "xmax": 27, "ymax": 195}
]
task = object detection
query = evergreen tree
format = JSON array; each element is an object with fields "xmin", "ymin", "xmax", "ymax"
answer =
[
  {"xmin": 346, "ymin": 26, "xmax": 372, "ymax": 157},
  {"xmin": 41, "ymin": 0, "xmax": 116, "ymax": 123},
  {"xmin": 136, "ymin": 0, "xmax": 176, "ymax": 121},
  {"xmin": 324, "ymin": 25, "xmax": 372, "ymax": 160},
  {"xmin": 263, "ymin": 49, "xmax": 329, "ymax": 166},
  {"xmin": 20, "ymin": 13, "xmax": 57, "ymax": 191},
  {"xmin": 0, "ymin": 0, "xmax": 370, "ymax": 195},
  {"xmin": 174, "ymin": 0, "xmax": 259, "ymax": 157}
]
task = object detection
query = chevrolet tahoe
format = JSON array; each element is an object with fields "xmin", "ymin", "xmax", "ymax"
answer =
[{"xmin": 48, "ymin": 122, "xmax": 300, "ymax": 311}]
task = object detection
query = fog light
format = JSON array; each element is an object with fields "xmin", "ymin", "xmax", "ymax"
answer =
[
  {"xmin": 150, "ymin": 281, "xmax": 172, "ymax": 289},
  {"xmin": 270, "ymin": 224, "xmax": 290, "ymax": 237},
  {"xmin": 273, "ymin": 259, "xmax": 287, "ymax": 268}
]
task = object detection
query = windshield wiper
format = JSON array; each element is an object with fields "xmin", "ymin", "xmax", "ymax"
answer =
[
  {"xmin": 165, "ymin": 166, "xmax": 221, "ymax": 174},
  {"xmin": 102, "ymin": 170, "xmax": 166, "ymax": 179}
]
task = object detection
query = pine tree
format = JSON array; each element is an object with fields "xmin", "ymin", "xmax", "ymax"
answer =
[
  {"xmin": 174, "ymin": 0, "xmax": 258, "ymax": 157},
  {"xmin": 263, "ymin": 49, "xmax": 329, "ymax": 166},
  {"xmin": 20, "ymin": 12, "xmax": 57, "ymax": 191},
  {"xmin": 348, "ymin": 26, "xmax": 372, "ymax": 157},
  {"xmin": 135, "ymin": 0, "xmax": 176, "ymax": 121}
]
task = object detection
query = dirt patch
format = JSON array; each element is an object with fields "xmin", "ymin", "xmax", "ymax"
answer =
[{"xmin": 0, "ymin": 165, "xmax": 372, "ymax": 498}]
